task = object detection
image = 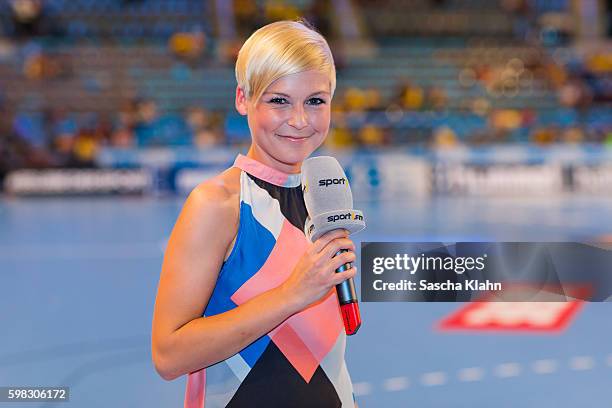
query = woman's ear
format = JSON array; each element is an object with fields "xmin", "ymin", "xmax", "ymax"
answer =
[{"xmin": 235, "ymin": 86, "xmax": 248, "ymax": 116}]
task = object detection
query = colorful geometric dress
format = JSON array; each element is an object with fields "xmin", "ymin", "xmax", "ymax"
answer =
[{"xmin": 184, "ymin": 154, "xmax": 355, "ymax": 407}]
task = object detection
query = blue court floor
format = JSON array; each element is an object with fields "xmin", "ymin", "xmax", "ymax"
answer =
[{"xmin": 1, "ymin": 195, "xmax": 611, "ymax": 407}]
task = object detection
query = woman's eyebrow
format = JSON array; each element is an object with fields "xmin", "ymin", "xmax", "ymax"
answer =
[{"xmin": 264, "ymin": 91, "xmax": 331, "ymax": 97}]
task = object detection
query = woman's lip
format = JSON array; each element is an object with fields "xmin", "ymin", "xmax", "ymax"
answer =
[{"xmin": 276, "ymin": 134, "xmax": 312, "ymax": 141}]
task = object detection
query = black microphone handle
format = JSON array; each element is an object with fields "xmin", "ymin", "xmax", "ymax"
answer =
[{"xmin": 334, "ymin": 249, "xmax": 358, "ymax": 305}]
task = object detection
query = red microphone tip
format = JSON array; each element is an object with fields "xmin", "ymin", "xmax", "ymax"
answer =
[{"xmin": 340, "ymin": 302, "xmax": 361, "ymax": 335}]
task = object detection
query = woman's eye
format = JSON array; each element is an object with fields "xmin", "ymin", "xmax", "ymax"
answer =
[
  {"xmin": 269, "ymin": 97, "xmax": 288, "ymax": 105},
  {"xmin": 307, "ymin": 98, "xmax": 326, "ymax": 105},
  {"xmin": 268, "ymin": 97, "xmax": 326, "ymax": 105}
]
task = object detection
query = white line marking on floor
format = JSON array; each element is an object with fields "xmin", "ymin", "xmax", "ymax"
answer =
[
  {"xmin": 421, "ymin": 371, "xmax": 447, "ymax": 386},
  {"xmin": 532, "ymin": 359, "xmax": 558, "ymax": 375},
  {"xmin": 383, "ymin": 376, "xmax": 410, "ymax": 391},
  {"xmin": 458, "ymin": 367, "xmax": 484, "ymax": 382},
  {"xmin": 354, "ymin": 354, "xmax": 612, "ymax": 396},
  {"xmin": 495, "ymin": 363, "xmax": 521, "ymax": 378},
  {"xmin": 569, "ymin": 356, "xmax": 594, "ymax": 371},
  {"xmin": 353, "ymin": 382, "xmax": 373, "ymax": 396}
]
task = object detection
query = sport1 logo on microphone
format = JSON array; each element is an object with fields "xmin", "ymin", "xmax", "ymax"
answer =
[
  {"xmin": 319, "ymin": 178, "xmax": 347, "ymax": 187},
  {"xmin": 327, "ymin": 212, "xmax": 364, "ymax": 223}
]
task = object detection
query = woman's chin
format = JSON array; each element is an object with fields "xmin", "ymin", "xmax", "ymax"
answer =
[
  {"xmin": 277, "ymin": 146, "xmax": 316, "ymax": 166},
  {"xmin": 270, "ymin": 141, "xmax": 319, "ymax": 166}
]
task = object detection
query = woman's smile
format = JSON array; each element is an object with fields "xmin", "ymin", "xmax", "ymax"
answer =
[{"xmin": 275, "ymin": 133, "xmax": 314, "ymax": 142}]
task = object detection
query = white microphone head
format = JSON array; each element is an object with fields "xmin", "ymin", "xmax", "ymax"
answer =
[
  {"xmin": 301, "ymin": 156, "xmax": 353, "ymax": 216},
  {"xmin": 301, "ymin": 156, "xmax": 365, "ymax": 241}
]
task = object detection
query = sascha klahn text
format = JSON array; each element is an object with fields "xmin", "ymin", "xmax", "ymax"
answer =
[{"xmin": 372, "ymin": 279, "xmax": 502, "ymax": 291}]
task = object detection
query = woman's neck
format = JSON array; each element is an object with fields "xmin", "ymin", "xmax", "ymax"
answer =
[{"xmin": 246, "ymin": 145, "xmax": 302, "ymax": 174}]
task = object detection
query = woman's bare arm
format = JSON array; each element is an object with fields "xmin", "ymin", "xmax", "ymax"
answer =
[{"xmin": 151, "ymin": 177, "xmax": 304, "ymax": 380}]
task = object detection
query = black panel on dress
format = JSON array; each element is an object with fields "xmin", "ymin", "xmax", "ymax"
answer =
[
  {"xmin": 226, "ymin": 341, "xmax": 341, "ymax": 408},
  {"xmin": 247, "ymin": 173, "xmax": 308, "ymax": 232}
]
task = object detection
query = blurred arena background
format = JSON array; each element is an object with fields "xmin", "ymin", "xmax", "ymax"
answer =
[{"xmin": 0, "ymin": 0, "xmax": 611, "ymax": 407}]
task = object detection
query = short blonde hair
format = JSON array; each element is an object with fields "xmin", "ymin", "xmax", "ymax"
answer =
[{"xmin": 235, "ymin": 20, "xmax": 336, "ymax": 105}]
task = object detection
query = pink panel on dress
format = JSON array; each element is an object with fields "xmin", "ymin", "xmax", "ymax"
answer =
[
  {"xmin": 184, "ymin": 369, "xmax": 206, "ymax": 408},
  {"xmin": 231, "ymin": 219, "xmax": 343, "ymax": 382},
  {"xmin": 269, "ymin": 323, "xmax": 319, "ymax": 382},
  {"xmin": 231, "ymin": 219, "xmax": 306, "ymax": 302},
  {"xmin": 282, "ymin": 290, "xmax": 343, "ymax": 362},
  {"xmin": 233, "ymin": 154, "xmax": 289, "ymax": 186}
]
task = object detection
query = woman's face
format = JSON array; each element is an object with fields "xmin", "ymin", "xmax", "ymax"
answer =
[{"xmin": 236, "ymin": 70, "xmax": 332, "ymax": 173}]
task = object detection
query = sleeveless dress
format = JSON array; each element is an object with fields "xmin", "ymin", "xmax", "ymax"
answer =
[{"xmin": 184, "ymin": 154, "xmax": 355, "ymax": 408}]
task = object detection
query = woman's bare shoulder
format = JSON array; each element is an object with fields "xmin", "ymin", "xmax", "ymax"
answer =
[
  {"xmin": 188, "ymin": 167, "xmax": 241, "ymax": 214},
  {"xmin": 176, "ymin": 167, "xmax": 241, "ymax": 245}
]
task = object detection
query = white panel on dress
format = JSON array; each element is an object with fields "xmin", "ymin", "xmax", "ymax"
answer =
[{"xmin": 240, "ymin": 171, "xmax": 284, "ymax": 239}]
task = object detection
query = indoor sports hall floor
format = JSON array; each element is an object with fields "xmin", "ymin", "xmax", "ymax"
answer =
[{"xmin": 1, "ymin": 194, "xmax": 611, "ymax": 407}]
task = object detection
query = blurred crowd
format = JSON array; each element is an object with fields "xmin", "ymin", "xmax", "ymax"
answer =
[
  {"xmin": 0, "ymin": 99, "xmax": 225, "ymax": 172},
  {"xmin": 233, "ymin": 0, "xmax": 334, "ymax": 40},
  {"xmin": 0, "ymin": 0, "xmax": 63, "ymax": 39},
  {"xmin": 0, "ymin": 0, "xmax": 611, "ymax": 181},
  {"xmin": 326, "ymin": 46, "xmax": 612, "ymax": 149}
]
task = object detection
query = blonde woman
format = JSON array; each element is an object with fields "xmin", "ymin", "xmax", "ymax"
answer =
[{"xmin": 152, "ymin": 20, "xmax": 359, "ymax": 407}]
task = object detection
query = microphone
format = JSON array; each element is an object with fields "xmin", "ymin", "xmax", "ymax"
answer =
[{"xmin": 301, "ymin": 156, "xmax": 366, "ymax": 335}]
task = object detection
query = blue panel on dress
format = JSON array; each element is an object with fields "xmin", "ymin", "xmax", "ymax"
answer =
[
  {"xmin": 204, "ymin": 202, "xmax": 276, "ymax": 317},
  {"xmin": 203, "ymin": 201, "xmax": 277, "ymax": 366}
]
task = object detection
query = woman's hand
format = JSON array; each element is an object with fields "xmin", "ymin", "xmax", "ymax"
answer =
[{"xmin": 281, "ymin": 229, "xmax": 357, "ymax": 310}]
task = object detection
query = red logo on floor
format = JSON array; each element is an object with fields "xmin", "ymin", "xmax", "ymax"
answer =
[{"xmin": 438, "ymin": 301, "xmax": 583, "ymax": 333}]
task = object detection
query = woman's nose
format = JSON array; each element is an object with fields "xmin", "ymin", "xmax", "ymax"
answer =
[{"xmin": 288, "ymin": 105, "xmax": 308, "ymax": 130}]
